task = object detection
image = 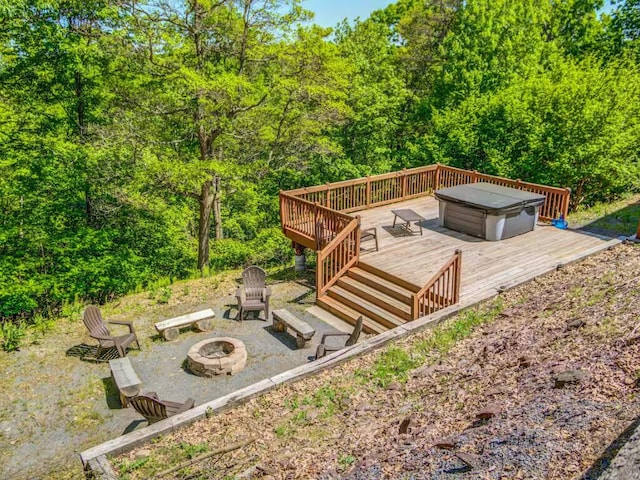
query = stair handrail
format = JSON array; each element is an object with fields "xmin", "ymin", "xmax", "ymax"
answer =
[
  {"xmin": 316, "ymin": 217, "xmax": 361, "ymax": 298},
  {"xmin": 411, "ymin": 249, "xmax": 462, "ymax": 320}
]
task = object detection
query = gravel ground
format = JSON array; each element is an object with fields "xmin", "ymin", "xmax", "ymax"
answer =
[{"xmin": 0, "ymin": 268, "xmax": 341, "ymax": 480}]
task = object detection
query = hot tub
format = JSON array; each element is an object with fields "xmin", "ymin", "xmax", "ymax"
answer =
[{"xmin": 435, "ymin": 183, "xmax": 546, "ymax": 241}]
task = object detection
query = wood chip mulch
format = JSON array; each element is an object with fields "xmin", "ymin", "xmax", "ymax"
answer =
[{"xmin": 119, "ymin": 243, "xmax": 640, "ymax": 479}]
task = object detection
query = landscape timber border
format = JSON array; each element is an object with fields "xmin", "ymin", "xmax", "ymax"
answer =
[{"xmin": 81, "ymin": 235, "xmax": 624, "ymax": 479}]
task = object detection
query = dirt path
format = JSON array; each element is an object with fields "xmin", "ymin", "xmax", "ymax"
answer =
[{"xmin": 115, "ymin": 242, "xmax": 640, "ymax": 479}]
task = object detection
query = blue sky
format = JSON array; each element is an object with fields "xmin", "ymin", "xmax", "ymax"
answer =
[
  {"xmin": 301, "ymin": 1, "xmax": 616, "ymax": 28},
  {"xmin": 302, "ymin": 0, "xmax": 393, "ymax": 27}
]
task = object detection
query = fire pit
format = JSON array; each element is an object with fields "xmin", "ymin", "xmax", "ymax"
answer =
[{"xmin": 187, "ymin": 337, "xmax": 247, "ymax": 377}]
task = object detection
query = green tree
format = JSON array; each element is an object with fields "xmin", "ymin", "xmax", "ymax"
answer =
[
  {"xmin": 119, "ymin": 0, "xmax": 315, "ymax": 273},
  {"xmin": 425, "ymin": 56, "xmax": 640, "ymax": 207},
  {"xmin": 332, "ymin": 18, "xmax": 410, "ymax": 172}
]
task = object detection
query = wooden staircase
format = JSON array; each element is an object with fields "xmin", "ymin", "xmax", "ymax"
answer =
[{"xmin": 317, "ymin": 262, "xmax": 418, "ymax": 334}]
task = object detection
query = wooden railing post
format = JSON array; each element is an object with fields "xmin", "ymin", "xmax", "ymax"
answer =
[
  {"xmin": 316, "ymin": 250, "xmax": 324, "ymax": 301},
  {"xmin": 472, "ymin": 170, "xmax": 478, "ymax": 183},
  {"xmin": 366, "ymin": 176, "xmax": 371, "ymax": 208},
  {"xmin": 401, "ymin": 168, "xmax": 407, "ymax": 200},
  {"xmin": 325, "ymin": 183, "xmax": 331, "ymax": 208},
  {"xmin": 279, "ymin": 192, "xmax": 285, "ymax": 231},
  {"xmin": 563, "ymin": 188, "xmax": 571, "ymax": 219},
  {"xmin": 454, "ymin": 249, "xmax": 462, "ymax": 303},
  {"xmin": 516, "ymin": 179, "xmax": 522, "ymax": 190},
  {"xmin": 435, "ymin": 163, "xmax": 441, "ymax": 190}
]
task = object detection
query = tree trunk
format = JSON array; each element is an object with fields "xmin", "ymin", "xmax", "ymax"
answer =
[
  {"xmin": 197, "ymin": 178, "xmax": 215, "ymax": 273},
  {"xmin": 213, "ymin": 175, "xmax": 222, "ymax": 240}
]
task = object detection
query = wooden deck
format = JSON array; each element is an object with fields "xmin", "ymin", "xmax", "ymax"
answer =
[{"xmin": 356, "ymin": 196, "xmax": 619, "ymax": 305}]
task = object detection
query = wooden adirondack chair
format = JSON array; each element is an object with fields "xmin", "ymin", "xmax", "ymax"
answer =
[
  {"xmin": 315, "ymin": 316, "xmax": 364, "ymax": 359},
  {"xmin": 235, "ymin": 266, "xmax": 271, "ymax": 321},
  {"xmin": 82, "ymin": 306, "xmax": 140, "ymax": 358},
  {"xmin": 129, "ymin": 393, "xmax": 195, "ymax": 424}
]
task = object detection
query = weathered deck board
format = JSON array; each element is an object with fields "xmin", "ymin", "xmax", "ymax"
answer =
[{"xmin": 356, "ymin": 196, "xmax": 617, "ymax": 301}]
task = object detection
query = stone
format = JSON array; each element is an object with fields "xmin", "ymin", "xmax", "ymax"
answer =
[
  {"xmin": 566, "ymin": 319, "xmax": 587, "ymax": 330},
  {"xmin": 433, "ymin": 436, "xmax": 457, "ymax": 449},
  {"xmin": 411, "ymin": 363, "xmax": 446, "ymax": 378},
  {"xmin": 387, "ymin": 381, "xmax": 402, "ymax": 391},
  {"xmin": 398, "ymin": 416, "xmax": 413, "ymax": 435},
  {"xmin": 485, "ymin": 386, "xmax": 506, "ymax": 396},
  {"xmin": 476, "ymin": 403, "xmax": 501, "ymax": 420},
  {"xmin": 518, "ymin": 356, "xmax": 534, "ymax": 368},
  {"xmin": 236, "ymin": 466, "xmax": 258, "ymax": 479},
  {"xmin": 134, "ymin": 448, "xmax": 151, "ymax": 460},
  {"xmin": 554, "ymin": 369, "xmax": 588, "ymax": 388},
  {"xmin": 455, "ymin": 452, "xmax": 479, "ymax": 469},
  {"xmin": 357, "ymin": 403, "xmax": 375, "ymax": 412}
]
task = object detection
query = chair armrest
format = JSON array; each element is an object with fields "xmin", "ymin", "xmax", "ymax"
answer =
[
  {"xmin": 319, "ymin": 331, "xmax": 350, "ymax": 343},
  {"xmin": 361, "ymin": 227, "xmax": 376, "ymax": 235},
  {"xmin": 177, "ymin": 398, "xmax": 195, "ymax": 414},
  {"xmin": 264, "ymin": 287, "xmax": 272, "ymax": 300},
  {"xmin": 109, "ymin": 320, "xmax": 135, "ymax": 333},
  {"xmin": 146, "ymin": 392, "xmax": 159, "ymax": 400},
  {"xmin": 235, "ymin": 287, "xmax": 244, "ymax": 304}
]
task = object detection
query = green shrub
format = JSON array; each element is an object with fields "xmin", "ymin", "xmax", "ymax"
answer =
[
  {"xmin": 156, "ymin": 286, "xmax": 172, "ymax": 304},
  {"xmin": 1, "ymin": 320, "xmax": 26, "ymax": 352}
]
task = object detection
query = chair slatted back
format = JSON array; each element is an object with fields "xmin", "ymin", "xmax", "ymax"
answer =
[
  {"xmin": 346, "ymin": 316, "xmax": 364, "ymax": 347},
  {"xmin": 82, "ymin": 305, "xmax": 111, "ymax": 338},
  {"xmin": 242, "ymin": 266, "xmax": 266, "ymax": 300},
  {"xmin": 130, "ymin": 395, "xmax": 167, "ymax": 423}
]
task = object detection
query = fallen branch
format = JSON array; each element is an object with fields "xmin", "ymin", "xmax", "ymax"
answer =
[{"xmin": 153, "ymin": 438, "xmax": 256, "ymax": 479}]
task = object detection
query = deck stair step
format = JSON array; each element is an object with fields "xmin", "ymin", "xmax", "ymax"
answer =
[
  {"xmin": 336, "ymin": 276, "xmax": 411, "ymax": 320},
  {"xmin": 356, "ymin": 262, "xmax": 421, "ymax": 293},
  {"xmin": 316, "ymin": 296, "xmax": 388, "ymax": 335},
  {"xmin": 314, "ymin": 261, "xmax": 418, "ymax": 335},
  {"xmin": 348, "ymin": 265, "xmax": 417, "ymax": 302},
  {"xmin": 326, "ymin": 285, "xmax": 405, "ymax": 331}
]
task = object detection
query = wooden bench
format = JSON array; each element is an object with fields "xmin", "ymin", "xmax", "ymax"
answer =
[
  {"xmin": 154, "ymin": 308, "xmax": 215, "ymax": 341},
  {"xmin": 272, "ymin": 309, "xmax": 316, "ymax": 348},
  {"xmin": 109, "ymin": 357, "xmax": 142, "ymax": 408}
]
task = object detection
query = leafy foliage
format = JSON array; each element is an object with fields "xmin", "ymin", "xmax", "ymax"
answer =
[{"xmin": 1, "ymin": 0, "xmax": 639, "ymax": 323}]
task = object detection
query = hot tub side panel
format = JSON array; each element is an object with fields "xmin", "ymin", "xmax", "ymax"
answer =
[
  {"xmin": 501, "ymin": 206, "xmax": 538, "ymax": 239},
  {"xmin": 439, "ymin": 201, "xmax": 486, "ymax": 239}
]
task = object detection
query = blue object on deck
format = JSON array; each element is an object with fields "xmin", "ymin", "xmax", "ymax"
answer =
[{"xmin": 551, "ymin": 214, "xmax": 568, "ymax": 230}]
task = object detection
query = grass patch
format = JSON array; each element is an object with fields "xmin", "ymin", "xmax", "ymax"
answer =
[
  {"xmin": 568, "ymin": 193, "xmax": 640, "ymax": 236},
  {"xmin": 416, "ymin": 299, "xmax": 503, "ymax": 357},
  {"xmin": 338, "ymin": 453, "xmax": 356, "ymax": 470},
  {"xmin": 274, "ymin": 423, "xmax": 294, "ymax": 439},
  {"xmin": 116, "ymin": 456, "xmax": 155, "ymax": 479},
  {"xmin": 180, "ymin": 441, "xmax": 208, "ymax": 459},
  {"xmin": 356, "ymin": 300, "xmax": 504, "ymax": 388}
]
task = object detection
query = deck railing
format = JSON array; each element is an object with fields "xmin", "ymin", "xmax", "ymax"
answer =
[
  {"xmin": 285, "ymin": 165, "xmax": 439, "ymax": 213},
  {"xmin": 280, "ymin": 192, "xmax": 354, "ymax": 250},
  {"xmin": 281, "ymin": 164, "xmax": 568, "ymax": 323},
  {"xmin": 411, "ymin": 249, "xmax": 462, "ymax": 319},
  {"xmin": 316, "ymin": 218, "xmax": 360, "ymax": 297},
  {"xmin": 281, "ymin": 164, "xmax": 570, "ymax": 242},
  {"xmin": 437, "ymin": 166, "xmax": 570, "ymax": 221}
]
